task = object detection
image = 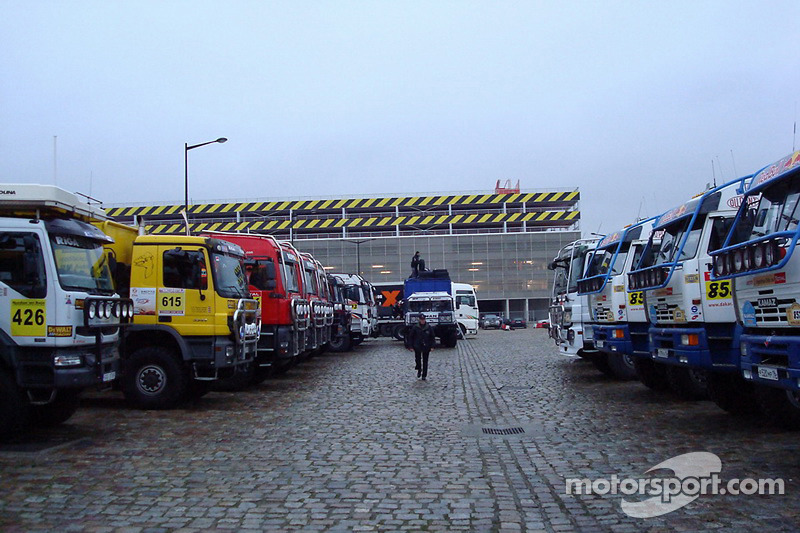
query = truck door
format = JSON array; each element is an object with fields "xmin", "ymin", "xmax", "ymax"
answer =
[{"xmin": 158, "ymin": 246, "xmax": 212, "ymax": 336}]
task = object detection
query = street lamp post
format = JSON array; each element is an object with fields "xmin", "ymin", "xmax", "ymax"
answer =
[
  {"xmin": 344, "ymin": 239, "xmax": 374, "ymax": 276},
  {"xmin": 184, "ymin": 137, "xmax": 227, "ymax": 229}
]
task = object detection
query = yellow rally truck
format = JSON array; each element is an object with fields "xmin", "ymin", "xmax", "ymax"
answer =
[
  {"xmin": 95, "ymin": 221, "xmax": 260, "ymax": 409},
  {"xmin": 0, "ymin": 185, "xmax": 131, "ymax": 438}
]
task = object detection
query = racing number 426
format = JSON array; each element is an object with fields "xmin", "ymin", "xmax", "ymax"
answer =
[{"xmin": 12, "ymin": 307, "xmax": 45, "ymax": 326}]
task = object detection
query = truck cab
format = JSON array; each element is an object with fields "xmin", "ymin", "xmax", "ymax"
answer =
[
  {"xmin": 327, "ymin": 274, "xmax": 353, "ymax": 352},
  {"xmin": 711, "ymin": 150, "xmax": 800, "ymax": 426},
  {"xmin": 577, "ymin": 217, "xmax": 657, "ymax": 379},
  {"xmin": 298, "ymin": 251, "xmax": 332, "ymax": 353},
  {"xmin": 627, "ymin": 177, "xmax": 748, "ymax": 398},
  {"xmin": 404, "ymin": 270, "xmax": 459, "ymax": 347},
  {"xmin": 0, "ymin": 184, "xmax": 131, "ymax": 436},
  {"xmin": 452, "ymin": 282, "xmax": 479, "ymax": 337},
  {"xmin": 97, "ymin": 222, "xmax": 261, "ymax": 408},
  {"xmin": 331, "ymin": 273, "xmax": 375, "ymax": 345},
  {"xmin": 548, "ymin": 239, "xmax": 599, "ymax": 357}
]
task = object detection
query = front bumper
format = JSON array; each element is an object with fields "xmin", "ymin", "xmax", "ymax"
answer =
[
  {"xmin": 740, "ymin": 332, "xmax": 800, "ymax": 391},
  {"xmin": 16, "ymin": 343, "xmax": 120, "ymax": 390},
  {"xmin": 648, "ymin": 324, "xmax": 739, "ymax": 371}
]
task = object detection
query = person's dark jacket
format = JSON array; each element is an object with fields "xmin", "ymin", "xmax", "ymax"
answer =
[{"xmin": 405, "ymin": 322, "xmax": 436, "ymax": 351}]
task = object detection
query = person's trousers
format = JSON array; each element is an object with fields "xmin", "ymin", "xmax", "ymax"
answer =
[{"xmin": 415, "ymin": 349, "xmax": 430, "ymax": 377}]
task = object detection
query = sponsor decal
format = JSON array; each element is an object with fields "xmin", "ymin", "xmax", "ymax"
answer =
[
  {"xmin": 613, "ymin": 285, "xmax": 624, "ymax": 293},
  {"xmin": 787, "ymin": 303, "xmax": 800, "ymax": 326},
  {"xmin": 130, "ymin": 287, "xmax": 156, "ymax": 315},
  {"xmin": 673, "ymin": 307, "xmax": 687, "ymax": 322},
  {"xmin": 685, "ymin": 274, "xmax": 700, "ymax": 284},
  {"xmin": 758, "ymin": 297, "xmax": 777, "ymax": 308},
  {"xmin": 742, "ymin": 301, "xmax": 757, "ymax": 326},
  {"xmin": 47, "ymin": 325, "xmax": 73, "ymax": 337},
  {"xmin": 753, "ymin": 151, "xmax": 800, "ymax": 187}
]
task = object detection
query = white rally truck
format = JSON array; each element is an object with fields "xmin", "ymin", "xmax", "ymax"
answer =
[
  {"xmin": 548, "ymin": 238, "xmax": 599, "ymax": 357},
  {"xmin": 710, "ymin": 150, "xmax": 800, "ymax": 426},
  {"xmin": 577, "ymin": 217, "xmax": 658, "ymax": 379},
  {"xmin": 0, "ymin": 184, "xmax": 131, "ymax": 437},
  {"xmin": 330, "ymin": 272, "xmax": 376, "ymax": 345},
  {"xmin": 627, "ymin": 177, "xmax": 750, "ymax": 401}
]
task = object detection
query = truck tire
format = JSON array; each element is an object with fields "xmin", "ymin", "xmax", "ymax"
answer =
[
  {"xmin": 754, "ymin": 385, "xmax": 800, "ymax": 429},
  {"xmin": 591, "ymin": 354, "xmax": 614, "ymax": 377},
  {"xmin": 606, "ymin": 352, "xmax": 638, "ymax": 380},
  {"xmin": 0, "ymin": 372, "xmax": 30, "ymax": 439},
  {"xmin": 706, "ymin": 372, "xmax": 760, "ymax": 416},
  {"xmin": 351, "ymin": 334, "xmax": 364, "ymax": 346},
  {"xmin": 329, "ymin": 333, "xmax": 352, "ymax": 352},
  {"xmin": 633, "ymin": 357, "xmax": 670, "ymax": 391},
  {"xmin": 29, "ymin": 390, "xmax": 80, "ymax": 427},
  {"xmin": 458, "ymin": 323, "xmax": 467, "ymax": 339},
  {"xmin": 121, "ymin": 346, "xmax": 188, "ymax": 410},
  {"xmin": 393, "ymin": 325, "xmax": 406, "ymax": 341},
  {"xmin": 665, "ymin": 366, "xmax": 708, "ymax": 400},
  {"xmin": 443, "ymin": 330, "xmax": 458, "ymax": 348}
]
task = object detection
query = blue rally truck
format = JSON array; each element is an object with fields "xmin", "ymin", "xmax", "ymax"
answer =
[
  {"xmin": 626, "ymin": 177, "xmax": 751, "ymax": 401},
  {"xmin": 711, "ymin": 150, "xmax": 800, "ymax": 426},
  {"xmin": 403, "ymin": 270, "xmax": 459, "ymax": 348},
  {"xmin": 577, "ymin": 217, "xmax": 658, "ymax": 379}
]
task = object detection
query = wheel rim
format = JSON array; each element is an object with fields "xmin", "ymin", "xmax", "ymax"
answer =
[
  {"xmin": 137, "ymin": 364, "xmax": 167, "ymax": 396},
  {"xmin": 622, "ymin": 354, "xmax": 634, "ymax": 369},
  {"xmin": 785, "ymin": 390, "xmax": 800, "ymax": 409}
]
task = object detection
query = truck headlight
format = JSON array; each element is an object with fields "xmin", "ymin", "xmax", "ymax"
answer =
[
  {"xmin": 563, "ymin": 311, "xmax": 572, "ymax": 323},
  {"xmin": 88, "ymin": 301, "xmax": 97, "ymax": 319}
]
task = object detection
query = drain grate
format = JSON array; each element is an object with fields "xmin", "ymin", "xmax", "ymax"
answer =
[{"xmin": 482, "ymin": 427, "xmax": 525, "ymax": 435}]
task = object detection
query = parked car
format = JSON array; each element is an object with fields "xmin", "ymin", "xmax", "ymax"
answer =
[
  {"xmin": 511, "ymin": 318, "xmax": 527, "ymax": 329},
  {"xmin": 535, "ymin": 320, "xmax": 550, "ymax": 329},
  {"xmin": 482, "ymin": 314, "xmax": 502, "ymax": 329}
]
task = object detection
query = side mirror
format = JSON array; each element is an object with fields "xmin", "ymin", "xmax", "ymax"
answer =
[{"xmin": 755, "ymin": 208, "xmax": 768, "ymax": 228}]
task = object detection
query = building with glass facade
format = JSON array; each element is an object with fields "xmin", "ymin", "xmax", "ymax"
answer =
[{"xmin": 107, "ymin": 189, "xmax": 581, "ymax": 320}]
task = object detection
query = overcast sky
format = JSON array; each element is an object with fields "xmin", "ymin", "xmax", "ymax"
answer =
[{"xmin": 1, "ymin": 1, "xmax": 799, "ymax": 234}]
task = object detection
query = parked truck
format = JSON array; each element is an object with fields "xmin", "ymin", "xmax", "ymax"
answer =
[
  {"xmin": 330, "ymin": 273, "xmax": 376, "ymax": 345},
  {"xmin": 0, "ymin": 184, "xmax": 131, "ymax": 437},
  {"xmin": 710, "ymin": 150, "xmax": 800, "ymax": 425},
  {"xmin": 626, "ymin": 177, "xmax": 749, "ymax": 400},
  {"xmin": 577, "ymin": 217, "xmax": 658, "ymax": 379},
  {"xmin": 548, "ymin": 239, "xmax": 599, "ymax": 357},
  {"xmin": 327, "ymin": 274, "xmax": 354, "ymax": 352},
  {"xmin": 94, "ymin": 221, "xmax": 261, "ymax": 408},
  {"xmin": 403, "ymin": 270, "xmax": 459, "ymax": 348}
]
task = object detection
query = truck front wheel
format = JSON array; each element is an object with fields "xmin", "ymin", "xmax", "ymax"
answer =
[
  {"xmin": 633, "ymin": 358, "xmax": 670, "ymax": 391},
  {"xmin": 122, "ymin": 347, "xmax": 188, "ymax": 410},
  {"xmin": 754, "ymin": 385, "xmax": 800, "ymax": 429},
  {"xmin": 443, "ymin": 330, "xmax": 458, "ymax": 348},
  {"xmin": 393, "ymin": 325, "xmax": 406, "ymax": 341},
  {"xmin": 29, "ymin": 390, "xmax": 80, "ymax": 427},
  {"xmin": 706, "ymin": 373, "xmax": 760, "ymax": 416},
  {"xmin": 329, "ymin": 332, "xmax": 352, "ymax": 352},
  {"xmin": 666, "ymin": 366, "xmax": 708, "ymax": 400},
  {"xmin": 0, "ymin": 372, "xmax": 29, "ymax": 439}
]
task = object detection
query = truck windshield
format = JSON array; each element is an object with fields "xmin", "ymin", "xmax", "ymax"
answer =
[
  {"xmin": 456, "ymin": 295, "xmax": 476, "ymax": 307},
  {"xmin": 211, "ymin": 252, "xmax": 249, "ymax": 298},
  {"xmin": 343, "ymin": 284, "xmax": 363, "ymax": 303},
  {"xmin": 409, "ymin": 300, "xmax": 453, "ymax": 312},
  {"xmin": 50, "ymin": 234, "xmax": 115, "ymax": 294},
  {"xmin": 304, "ymin": 269, "xmax": 318, "ymax": 295},
  {"xmin": 641, "ymin": 217, "xmax": 702, "ymax": 267},
  {"xmin": 730, "ymin": 178, "xmax": 799, "ymax": 244},
  {"xmin": 585, "ymin": 242, "xmax": 631, "ymax": 278},
  {"xmin": 282, "ymin": 259, "xmax": 299, "ymax": 293}
]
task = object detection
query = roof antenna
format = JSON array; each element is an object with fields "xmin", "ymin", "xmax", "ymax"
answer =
[
  {"xmin": 730, "ymin": 150, "xmax": 738, "ymax": 178},
  {"xmin": 711, "ymin": 160, "xmax": 716, "ymax": 188},
  {"xmin": 794, "ymin": 101, "xmax": 797, "ymax": 152},
  {"xmin": 636, "ymin": 197, "xmax": 644, "ymax": 222},
  {"xmin": 715, "ymin": 156, "xmax": 725, "ymax": 184}
]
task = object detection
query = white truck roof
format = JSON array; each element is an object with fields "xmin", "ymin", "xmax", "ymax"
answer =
[
  {"xmin": 407, "ymin": 291, "xmax": 452, "ymax": 301},
  {"xmin": 0, "ymin": 183, "xmax": 108, "ymax": 221}
]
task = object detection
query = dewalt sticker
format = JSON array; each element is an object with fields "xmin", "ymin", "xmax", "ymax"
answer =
[
  {"xmin": 47, "ymin": 325, "xmax": 73, "ymax": 337},
  {"xmin": 11, "ymin": 299, "xmax": 46, "ymax": 337},
  {"xmin": 157, "ymin": 288, "xmax": 185, "ymax": 316},
  {"xmin": 705, "ymin": 280, "xmax": 731, "ymax": 300}
]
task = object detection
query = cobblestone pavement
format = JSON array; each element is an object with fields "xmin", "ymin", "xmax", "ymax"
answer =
[{"xmin": 1, "ymin": 329, "xmax": 799, "ymax": 532}]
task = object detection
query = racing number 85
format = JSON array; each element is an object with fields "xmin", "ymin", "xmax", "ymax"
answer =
[
  {"xmin": 628, "ymin": 292, "xmax": 644, "ymax": 305},
  {"xmin": 705, "ymin": 280, "xmax": 731, "ymax": 300}
]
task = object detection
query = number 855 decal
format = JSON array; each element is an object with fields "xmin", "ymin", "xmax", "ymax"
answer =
[{"xmin": 705, "ymin": 280, "xmax": 731, "ymax": 300}]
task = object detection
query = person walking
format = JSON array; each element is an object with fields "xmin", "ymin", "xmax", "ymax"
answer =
[{"xmin": 405, "ymin": 314, "xmax": 436, "ymax": 380}]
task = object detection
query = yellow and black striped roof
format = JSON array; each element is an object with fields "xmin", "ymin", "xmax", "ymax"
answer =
[
  {"xmin": 143, "ymin": 210, "xmax": 579, "ymax": 235},
  {"xmin": 106, "ymin": 190, "xmax": 579, "ymax": 218}
]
